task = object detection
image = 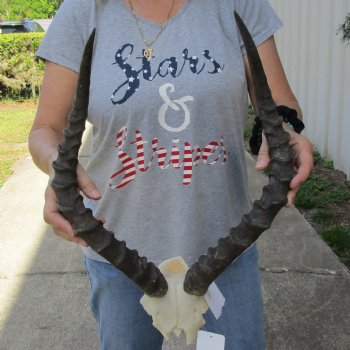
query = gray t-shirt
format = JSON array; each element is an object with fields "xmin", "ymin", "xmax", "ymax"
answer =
[{"xmin": 38, "ymin": 0, "xmax": 282, "ymax": 265}]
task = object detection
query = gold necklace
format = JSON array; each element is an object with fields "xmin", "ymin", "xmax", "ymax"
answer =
[{"xmin": 127, "ymin": 0, "xmax": 175, "ymax": 60}]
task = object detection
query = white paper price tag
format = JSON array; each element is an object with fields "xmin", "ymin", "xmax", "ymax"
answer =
[
  {"xmin": 196, "ymin": 330, "xmax": 225, "ymax": 350},
  {"xmin": 204, "ymin": 282, "xmax": 225, "ymax": 319}
]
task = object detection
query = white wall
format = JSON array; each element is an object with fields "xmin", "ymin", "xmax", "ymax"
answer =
[{"xmin": 269, "ymin": 0, "xmax": 350, "ymax": 178}]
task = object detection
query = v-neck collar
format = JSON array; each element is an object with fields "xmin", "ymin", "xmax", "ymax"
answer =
[{"xmin": 117, "ymin": 0, "xmax": 191, "ymax": 28}]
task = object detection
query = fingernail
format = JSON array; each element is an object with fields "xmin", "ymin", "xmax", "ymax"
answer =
[
  {"xmin": 91, "ymin": 189, "xmax": 100, "ymax": 198},
  {"xmin": 256, "ymin": 160, "xmax": 265, "ymax": 169}
]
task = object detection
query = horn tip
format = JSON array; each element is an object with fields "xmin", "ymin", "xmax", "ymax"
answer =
[{"xmin": 233, "ymin": 10, "xmax": 242, "ymax": 23}]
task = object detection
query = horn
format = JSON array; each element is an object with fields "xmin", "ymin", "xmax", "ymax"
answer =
[
  {"xmin": 51, "ymin": 29, "xmax": 168, "ymax": 297},
  {"xmin": 183, "ymin": 12, "xmax": 295, "ymax": 296}
]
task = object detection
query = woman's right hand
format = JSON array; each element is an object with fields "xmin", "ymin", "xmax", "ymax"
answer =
[{"xmin": 43, "ymin": 164, "xmax": 102, "ymax": 246}]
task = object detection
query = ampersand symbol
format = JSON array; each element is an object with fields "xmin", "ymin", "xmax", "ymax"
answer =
[{"xmin": 158, "ymin": 83, "xmax": 194, "ymax": 133}]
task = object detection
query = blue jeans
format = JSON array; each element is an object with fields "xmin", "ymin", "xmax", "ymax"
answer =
[{"xmin": 84, "ymin": 245, "xmax": 265, "ymax": 350}]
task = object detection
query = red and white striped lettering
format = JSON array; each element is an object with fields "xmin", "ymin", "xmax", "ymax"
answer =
[
  {"xmin": 183, "ymin": 142, "xmax": 193, "ymax": 185},
  {"xmin": 109, "ymin": 126, "xmax": 229, "ymax": 189},
  {"xmin": 202, "ymin": 141, "xmax": 220, "ymax": 165},
  {"xmin": 131, "ymin": 130, "xmax": 153, "ymax": 172},
  {"xmin": 220, "ymin": 136, "xmax": 228, "ymax": 163},
  {"xmin": 109, "ymin": 151, "xmax": 136, "ymax": 189},
  {"xmin": 170, "ymin": 144, "xmax": 181, "ymax": 169},
  {"xmin": 152, "ymin": 138, "xmax": 171, "ymax": 169}
]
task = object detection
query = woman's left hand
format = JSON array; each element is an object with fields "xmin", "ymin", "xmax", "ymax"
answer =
[{"xmin": 255, "ymin": 125, "xmax": 314, "ymax": 207}]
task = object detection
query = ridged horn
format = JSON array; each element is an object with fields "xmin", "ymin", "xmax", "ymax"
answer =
[
  {"xmin": 51, "ymin": 29, "xmax": 168, "ymax": 297},
  {"xmin": 183, "ymin": 11, "xmax": 295, "ymax": 296}
]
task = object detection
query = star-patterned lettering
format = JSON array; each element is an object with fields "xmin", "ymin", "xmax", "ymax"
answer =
[{"xmin": 110, "ymin": 44, "xmax": 224, "ymax": 105}]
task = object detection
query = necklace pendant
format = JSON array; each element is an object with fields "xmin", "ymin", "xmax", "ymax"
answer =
[{"xmin": 144, "ymin": 47, "xmax": 153, "ymax": 60}]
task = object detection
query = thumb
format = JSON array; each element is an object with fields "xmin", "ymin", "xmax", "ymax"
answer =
[
  {"xmin": 77, "ymin": 164, "xmax": 101, "ymax": 200},
  {"xmin": 256, "ymin": 133, "xmax": 270, "ymax": 171}
]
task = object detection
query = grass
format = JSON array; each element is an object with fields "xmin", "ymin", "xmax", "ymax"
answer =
[
  {"xmin": 0, "ymin": 100, "xmax": 37, "ymax": 187},
  {"xmin": 294, "ymin": 173, "xmax": 350, "ymax": 208},
  {"xmin": 311, "ymin": 208, "xmax": 334, "ymax": 223},
  {"xmin": 0, "ymin": 101, "xmax": 36, "ymax": 142},
  {"xmin": 321, "ymin": 225, "xmax": 350, "ymax": 264},
  {"xmin": 295, "ymin": 150, "xmax": 350, "ymax": 208}
]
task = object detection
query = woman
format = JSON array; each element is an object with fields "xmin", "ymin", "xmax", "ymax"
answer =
[{"xmin": 29, "ymin": 0, "xmax": 313, "ymax": 349}]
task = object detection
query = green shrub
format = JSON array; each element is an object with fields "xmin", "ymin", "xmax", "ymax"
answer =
[
  {"xmin": 321, "ymin": 225, "xmax": 350, "ymax": 263},
  {"xmin": 337, "ymin": 13, "xmax": 350, "ymax": 45},
  {"xmin": 0, "ymin": 32, "xmax": 45, "ymax": 99},
  {"xmin": 312, "ymin": 208, "xmax": 334, "ymax": 223},
  {"xmin": 0, "ymin": 0, "xmax": 62, "ymax": 20}
]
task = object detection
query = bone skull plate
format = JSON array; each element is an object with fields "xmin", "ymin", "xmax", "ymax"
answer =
[{"xmin": 141, "ymin": 257, "xmax": 208, "ymax": 344}]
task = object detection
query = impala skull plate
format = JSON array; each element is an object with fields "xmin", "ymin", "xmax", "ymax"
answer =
[{"xmin": 141, "ymin": 257, "xmax": 208, "ymax": 344}]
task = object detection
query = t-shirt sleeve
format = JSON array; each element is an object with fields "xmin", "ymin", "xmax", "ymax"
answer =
[
  {"xmin": 37, "ymin": 0, "xmax": 96, "ymax": 72},
  {"xmin": 234, "ymin": 0, "xmax": 283, "ymax": 52}
]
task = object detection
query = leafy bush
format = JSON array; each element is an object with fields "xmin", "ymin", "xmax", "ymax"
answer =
[
  {"xmin": 321, "ymin": 225, "xmax": 350, "ymax": 263},
  {"xmin": 0, "ymin": 0, "xmax": 62, "ymax": 20},
  {"xmin": 0, "ymin": 33, "xmax": 45, "ymax": 99}
]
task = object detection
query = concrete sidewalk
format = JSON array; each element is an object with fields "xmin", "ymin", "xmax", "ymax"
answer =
[{"xmin": 0, "ymin": 132, "xmax": 350, "ymax": 349}]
